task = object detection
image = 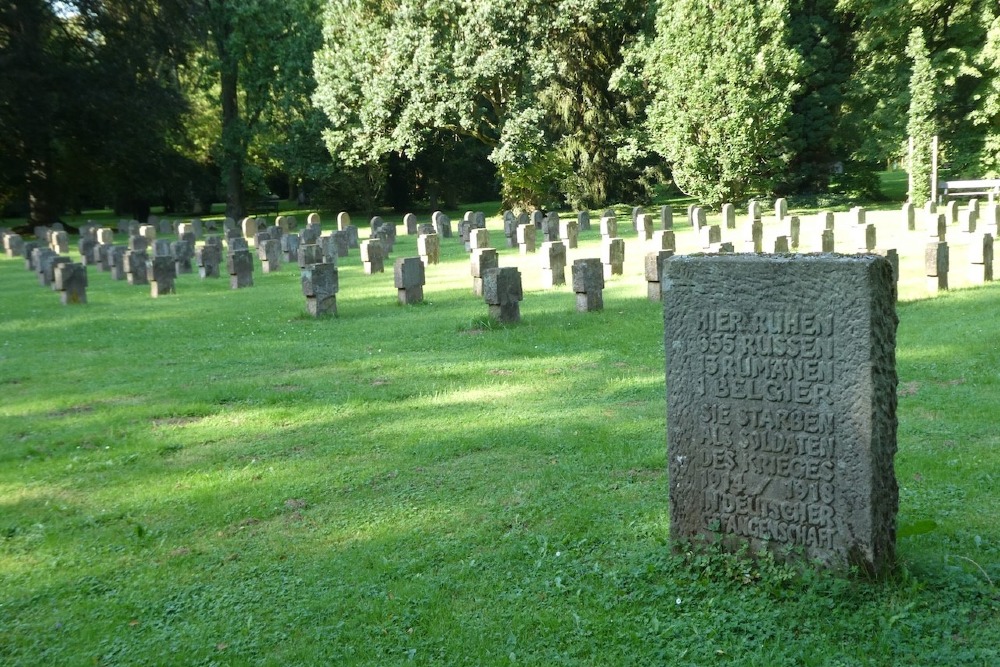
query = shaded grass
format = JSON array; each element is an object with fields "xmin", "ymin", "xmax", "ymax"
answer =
[{"xmin": 0, "ymin": 208, "xmax": 998, "ymax": 665}]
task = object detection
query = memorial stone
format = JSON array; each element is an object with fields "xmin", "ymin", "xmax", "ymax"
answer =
[
  {"xmin": 394, "ymin": 257, "xmax": 426, "ymax": 304},
  {"xmin": 482, "ymin": 267, "xmax": 523, "ymax": 323},
  {"xmin": 125, "ymin": 249, "xmax": 149, "ymax": 285},
  {"xmin": 139, "ymin": 224, "xmax": 156, "ymax": 242},
  {"xmin": 540, "ymin": 241, "xmax": 567, "ymax": 289},
  {"xmin": 470, "ymin": 228, "xmax": 490, "ymax": 251},
  {"xmin": 721, "ymin": 204, "xmax": 736, "ymax": 230},
  {"xmin": 775, "ymin": 198, "xmax": 788, "ymax": 221},
  {"xmin": 433, "ymin": 211, "xmax": 451, "ymax": 238},
  {"xmin": 241, "ymin": 217, "xmax": 258, "ymax": 239},
  {"xmin": 959, "ymin": 210, "xmax": 978, "ymax": 234},
  {"xmin": 637, "ymin": 213, "xmax": 653, "ymax": 241},
  {"xmin": 945, "ymin": 200, "xmax": 959, "ymax": 224},
  {"xmin": 149, "ymin": 256, "xmax": 176, "ymax": 297},
  {"xmin": 821, "ymin": 211, "xmax": 835, "ymax": 231},
  {"xmin": 531, "ymin": 210, "xmax": 544, "ymax": 229},
  {"xmin": 559, "ymin": 219, "xmax": 579, "ymax": 249},
  {"xmin": 297, "ymin": 244, "xmax": 323, "ymax": 269},
  {"xmin": 773, "ymin": 236, "xmax": 790, "ymax": 253},
  {"xmin": 578, "ymin": 210, "xmax": 592, "ymax": 232},
  {"xmin": 196, "ymin": 243, "xmax": 222, "ymax": 279},
  {"xmin": 53, "ymin": 262, "xmax": 87, "ymax": 304},
  {"xmin": 96, "ymin": 228, "xmax": 114, "ymax": 245},
  {"xmin": 631, "ymin": 206, "xmax": 643, "ymax": 232},
  {"xmin": 788, "ymin": 217, "xmax": 800, "ymax": 249},
  {"xmin": 503, "ymin": 211, "xmax": 518, "ymax": 248},
  {"xmin": 653, "ymin": 230, "xmax": 676, "ymax": 252},
  {"xmin": 4, "ymin": 233, "xmax": 23, "ymax": 258},
  {"xmin": 345, "ymin": 225, "xmax": 360, "ymax": 249},
  {"xmin": 404, "ymin": 213, "xmax": 418, "ymax": 235},
  {"xmin": 925, "ymin": 242, "xmax": 949, "ymax": 292},
  {"xmin": 418, "ymin": 233, "xmax": 440, "ymax": 266},
  {"xmin": 337, "ymin": 211, "xmax": 351, "ymax": 231},
  {"xmin": 173, "ymin": 240, "xmax": 194, "ymax": 274},
  {"xmin": 227, "ymin": 249, "xmax": 254, "ymax": 289},
  {"xmin": 644, "ymin": 250, "xmax": 674, "ymax": 302},
  {"xmin": 51, "ymin": 230, "xmax": 69, "ymax": 254},
  {"xmin": 662, "ymin": 253, "xmax": 898, "ymax": 574},
  {"xmin": 543, "ymin": 212, "xmax": 560, "ymax": 242},
  {"xmin": 301, "ymin": 261, "xmax": 339, "ymax": 317},
  {"xmin": 902, "ymin": 203, "xmax": 916, "ymax": 232},
  {"xmin": 926, "ymin": 213, "xmax": 947, "ymax": 240},
  {"xmin": 968, "ymin": 233, "xmax": 994, "ymax": 283},
  {"xmin": 599, "ymin": 213, "xmax": 617, "ymax": 239},
  {"xmin": 259, "ymin": 239, "xmax": 282, "ymax": 273},
  {"xmin": 660, "ymin": 205, "xmax": 673, "ymax": 231},
  {"xmin": 821, "ymin": 229, "xmax": 835, "ymax": 253},
  {"xmin": 332, "ymin": 231, "xmax": 349, "ymax": 258},
  {"xmin": 281, "ymin": 233, "xmax": 302, "ymax": 263},
  {"xmin": 361, "ymin": 239, "xmax": 385, "ymax": 274},
  {"xmin": 109, "ymin": 246, "xmax": 127, "ymax": 280},
  {"xmin": 601, "ymin": 237, "xmax": 625, "ymax": 278},
  {"xmin": 470, "ymin": 248, "xmax": 499, "ymax": 296},
  {"xmin": 572, "ymin": 258, "xmax": 604, "ymax": 312},
  {"xmin": 517, "ymin": 224, "xmax": 536, "ymax": 255}
]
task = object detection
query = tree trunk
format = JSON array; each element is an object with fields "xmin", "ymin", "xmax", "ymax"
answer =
[
  {"xmin": 220, "ymin": 62, "xmax": 245, "ymax": 220},
  {"xmin": 27, "ymin": 156, "xmax": 58, "ymax": 226}
]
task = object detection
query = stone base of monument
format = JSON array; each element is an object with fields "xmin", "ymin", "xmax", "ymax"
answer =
[{"xmin": 663, "ymin": 254, "xmax": 898, "ymax": 575}]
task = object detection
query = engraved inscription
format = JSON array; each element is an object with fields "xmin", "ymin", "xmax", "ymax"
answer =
[{"xmin": 691, "ymin": 309, "xmax": 839, "ymax": 549}]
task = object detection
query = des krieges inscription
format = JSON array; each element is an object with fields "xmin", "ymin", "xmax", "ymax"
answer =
[{"xmin": 664, "ymin": 254, "xmax": 898, "ymax": 574}]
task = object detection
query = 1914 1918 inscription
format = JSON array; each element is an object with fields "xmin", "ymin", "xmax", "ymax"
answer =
[{"xmin": 663, "ymin": 254, "xmax": 898, "ymax": 574}]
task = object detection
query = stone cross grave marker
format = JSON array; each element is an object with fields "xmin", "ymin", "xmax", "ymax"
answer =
[
  {"xmin": 572, "ymin": 258, "xmax": 604, "ymax": 312},
  {"xmin": 471, "ymin": 248, "xmax": 499, "ymax": 296},
  {"xmin": 482, "ymin": 267, "xmax": 523, "ymax": 323},
  {"xmin": 394, "ymin": 257, "xmax": 426, "ymax": 305},
  {"xmin": 53, "ymin": 262, "xmax": 87, "ymax": 304},
  {"xmin": 662, "ymin": 254, "xmax": 898, "ymax": 574},
  {"xmin": 301, "ymin": 262, "xmax": 339, "ymax": 317},
  {"xmin": 645, "ymin": 250, "xmax": 673, "ymax": 302},
  {"xmin": 540, "ymin": 241, "xmax": 567, "ymax": 289}
]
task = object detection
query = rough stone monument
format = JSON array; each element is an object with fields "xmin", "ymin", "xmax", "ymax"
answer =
[{"xmin": 662, "ymin": 254, "xmax": 898, "ymax": 574}]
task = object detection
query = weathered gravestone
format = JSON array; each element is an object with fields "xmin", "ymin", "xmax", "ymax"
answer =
[
  {"xmin": 482, "ymin": 267, "xmax": 523, "ymax": 323},
  {"xmin": 559, "ymin": 218, "xmax": 579, "ymax": 249},
  {"xmin": 196, "ymin": 241, "xmax": 222, "ymax": 279},
  {"xmin": 361, "ymin": 239, "xmax": 384, "ymax": 274},
  {"xmin": 301, "ymin": 262, "xmax": 339, "ymax": 317},
  {"xmin": 637, "ymin": 213, "xmax": 653, "ymax": 241},
  {"xmin": 926, "ymin": 242, "xmax": 949, "ymax": 292},
  {"xmin": 470, "ymin": 248, "xmax": 498, "ymax": 296},
  {"xmin": 968, "ymin": 233, "xmax": 995, "ymax": 283},
  {"xmin": 228, "ymin": 248, "xmax": 254, "ymax": 289},
  {"xmin": 432, "ymin": 211, "xmax": 452, "ymax": 238},
  {"xmin": 418, "ymin": 233, "xmax": 440, "ymax": 266},
  {"xmin": 394, "ymin": 257, "xmax": 426, "ymax": 305},
  {"xmin": 53, "ymin": 262, "xmax": 87, "ymax": 304},
  {"xmin": 470, "ymin": 228, "xmax": 491, "ymax": 251},
  {"xmin": 517, "ymin": 224, "xmax": 536, "ymax": 255},
  {"xmin": 601, "ymin": 237, "xmax": 625, "ymax": 278},
  {"xmin": 4, "ymin": 233, "xmax": 24, "ymax": 258},
  {"xmin": 281, "ymin": 233, "xmax": 301, "ymax": 262},
  {"xmin": 259, "ymin": 238, "xmax": 282, "ymax": 273},
  {"xmin": 644, "ymin": 250, "xmax": 673, "ymax": 302},
  {"xmin": 404, "ymin": 213, "xmax": 418, "ymax": 235},
  {"xmin": 572, "ymin": 258, "xmax": 604, "ymax": 312},
  {"xmin": 577, "ymin": 210, "xmax": 591, "ymax": 232},
  {"xmin": 108, "ymin": 246, "xmax": 127, "ymax": 280},
  {"xmin": 540, "ymin": 241, "xmax": 567, "ymax": 289},
  {"xmin": 503, "ymin": 211, "xmax": 518, "ymax": 248},
  {"xmin": 660, "ymin": 205, "xmax": 673, "ymax": 231},
  {"xmin": 662, "ymin": 254, "xmax": 898, "ymax": 574},
  {"xmin": 148, "ymin": 256, "xmax": 176, "ymax": 297}
]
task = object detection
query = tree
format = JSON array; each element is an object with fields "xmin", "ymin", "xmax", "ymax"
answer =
[
  {"xmin": 643, "ymin": 0, "xmax": 803, "ymax": 205},
  {"xmin": 313, "ymin": 0, "xmax": 652, "ymax": 208},
  {"xmin": 194, "ymin": 0, "xmax": 324, "ymax": 220},
  {"xmin": 907, "ymin": 28, "xmax": 937, "ymax": 206}
]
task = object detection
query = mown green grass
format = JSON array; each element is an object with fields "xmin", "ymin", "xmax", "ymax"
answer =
[{"xmin": 0, "ymin": 204, "xmax": 997, "ymax": 665}]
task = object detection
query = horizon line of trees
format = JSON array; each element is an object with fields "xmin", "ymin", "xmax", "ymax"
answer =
[{"xmin": 2, "ymin": 0, "xmax": 998, "ymax": 226}]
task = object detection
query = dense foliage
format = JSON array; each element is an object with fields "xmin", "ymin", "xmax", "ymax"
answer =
[{"xmin": 2, "ymin": 0, "xmax": 1000, "ymax": 220}]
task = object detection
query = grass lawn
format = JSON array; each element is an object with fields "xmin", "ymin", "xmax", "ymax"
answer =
[{"xmin": 1, "ymin": 196, "xmax": 998, "ymax": 665}]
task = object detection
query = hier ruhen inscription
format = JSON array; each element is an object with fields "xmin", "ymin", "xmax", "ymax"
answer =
[
  {"xmin": 664, "ymin": 254, "xmax": 897, "ymax": 574},
  {"xmin": 693, "ymin": 309, "xmax": 838, "ymax": 551}
]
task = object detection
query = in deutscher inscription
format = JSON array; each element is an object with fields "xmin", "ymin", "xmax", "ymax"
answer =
[{"xmin": 663, "ymin": 254, "xmax": 898, "ymax": 574}]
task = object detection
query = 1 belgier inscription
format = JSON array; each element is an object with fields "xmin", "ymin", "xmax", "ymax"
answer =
[{"xmin": 663, "ymin": 254, "xmax": 898, "ymax": 574}]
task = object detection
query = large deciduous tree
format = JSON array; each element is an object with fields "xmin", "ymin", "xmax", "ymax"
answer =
[
  {"xmin": 313, "ymin": 0, "xmax": 650, "ymax": 208},
  {"xmin": 643, "ymin": 0, "xmax": 803, "ymax": 205},
  {"xmin": 196, "ymin": 0, "xmax": 323, "ymax": 220}
]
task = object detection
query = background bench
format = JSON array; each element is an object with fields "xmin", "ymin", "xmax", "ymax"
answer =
[{"xmin": 938, "ymin": 178, "xmax": 1000, "ymax": 201}]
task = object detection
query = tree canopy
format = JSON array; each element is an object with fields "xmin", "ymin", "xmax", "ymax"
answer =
[{"xmin": 3, "ymin": 0, "xmax": 1000, "ymax": 221}]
